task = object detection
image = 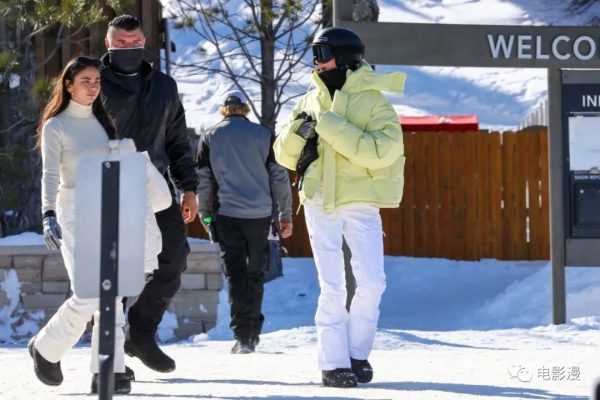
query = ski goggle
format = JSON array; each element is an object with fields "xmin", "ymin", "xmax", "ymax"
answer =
[{"xmin": 313, "ymin": 44, "xmax": 335, "ymax": 64}]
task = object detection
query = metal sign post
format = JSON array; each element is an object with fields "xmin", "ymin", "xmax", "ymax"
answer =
[
  {"xmin": 98, "ymin": 161, "xmax": 120, "ymax": 400},
  {"xmin": 548, "ymin": 69, "xmax": 567, "ymax": 324},
  {"xmin": 333, "ymin": 0, "xmax": 600, "ymax": 324}
]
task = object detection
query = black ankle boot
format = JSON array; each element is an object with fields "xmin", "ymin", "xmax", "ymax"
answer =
[
  {"xmin": 350, "ymin": 358, "xmax": 373, "ymax": 383},
  {"xmin": 231, "ymin": 337, "xmax": 255, "ymax": 354},
  {"xmin": 90, "ymin": 372, "xmax": 132, "ymax": 394},
  {"xmin": 123, "ymin": 365, "xmax": 135, "ymax": 381},
  {"xmin": 124, "ymin": 332, "xmax": 175, "ymax": 373},
  {"xmin": 28, "ymin": 336, "xmax": 63, "ymax": 386},
  {"xmin": 322, "ymin": 368, "xmax": 358, "ymax": 388}
]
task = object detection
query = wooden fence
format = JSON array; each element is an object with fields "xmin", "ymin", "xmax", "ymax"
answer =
[{"xmin": 190, "ymin": 127, "xmax": 550, "ymax": 261}]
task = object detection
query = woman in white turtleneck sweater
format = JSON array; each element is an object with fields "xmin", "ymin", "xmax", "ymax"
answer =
[{"xmin": 28, "ymin": 56, "xmax": 171, "ymax": 395}]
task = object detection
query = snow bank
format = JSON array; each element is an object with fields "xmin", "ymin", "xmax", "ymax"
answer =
[
  {"xmin": 0, "ymin": 232, "xmax": 44, "ymax": 246},
  {"xmin": 471, "ymin": 264, "xmax": 600, "ymax": 328},
  {"xmin": 157, "ymin": 311, "xmax": 179, "ymax": 343},
  {"xmin": 0, "ymin": 270, "xmax": 21, "ymax": 341},
  {"xmin": 205, "ymin": 256, "xmax": 600, "ymax": 338}
]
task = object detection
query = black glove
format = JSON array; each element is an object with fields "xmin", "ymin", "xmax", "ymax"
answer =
[
  {"xmin": 295, "ymin": 112, "xmax": 317, "ymax": 140},
  {"xmin": 43, "ymin": 214, "xmax": 62, "ymax": 250},
  {"xmin": 296, "ymin": 120, "xmax": 317, "ymax": 140}
]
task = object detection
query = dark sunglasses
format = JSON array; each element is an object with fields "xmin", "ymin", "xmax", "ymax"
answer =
[{"xmin": 313, "ymin": 44, "xmax": 335, "ymax": 64}]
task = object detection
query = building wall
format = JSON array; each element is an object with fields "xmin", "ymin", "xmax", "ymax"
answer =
[{"xmin": 0, "ymin": 240, "xmax": 223, "ymax": 341}]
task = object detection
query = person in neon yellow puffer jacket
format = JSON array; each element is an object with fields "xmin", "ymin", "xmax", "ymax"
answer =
[{"xmin": 273, "ymin": 27, "xmax": 406, "ymax": 388}]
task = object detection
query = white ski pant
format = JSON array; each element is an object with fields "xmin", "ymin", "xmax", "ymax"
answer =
[
  {"xmin": 304, "ymin": 201, "xmax": 386, "ymax": 371},
  {"xmin": 34, "ymin": 295, "xmax": 125, "ymax": 374},
  {"xmin": 35, "ymin": 189, "xmax": 125, "ymax": 373}
]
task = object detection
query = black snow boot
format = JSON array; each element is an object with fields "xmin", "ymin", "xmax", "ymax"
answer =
[
  {"xmin": 125, "ymin": 332, "xmax": 175, "ymax": 373},
  {"xmin": 28, "ymin": 336, "xmax": 63, "ymax": 386},
  {"xmin": 322, "ymin": 368, "xmax": 358, "ymax": 388},
  {"xmin": 351, "ymin": 358, "xmax": 373, "ymax": 383},
  {"xmin": 90, "ymin": 372, "xmax": 132, "ymax": 394},
  {"xmin": 231, "ymin": 337, "xmax": 255, "ymax": 354}
]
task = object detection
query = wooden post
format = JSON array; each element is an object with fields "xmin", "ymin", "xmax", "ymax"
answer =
[
  {"xmin": 88, "ymin": 23, "xmax": 106, "ymax": 57},
  {"xmin": 0, "ymin": 16, "xmax": 9, "ymax": 144},
  {"xmin": 548, "ymin": 68, "xmax": 566, "ymax": 325},
  {"xmin": 139, "ymin": 0, "xmax": 162, "ymax": 69},
  {"xmin": 333, "ymin": 0, "xmax": 353, "ymax": 26}
]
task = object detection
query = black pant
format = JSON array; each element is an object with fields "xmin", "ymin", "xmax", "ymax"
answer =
[
  {"xmin": 215, "ymin": 215, "xmax": 270, "ymax": 340},
  {"xmin": 128, "ymin": 200, "xmax": 189, "ymax": 336}
]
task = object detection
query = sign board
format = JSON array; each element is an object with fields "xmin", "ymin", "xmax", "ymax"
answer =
[
  {"xmin": 333, "ymin": 1, "xmax": 600, "ymax": 68},
  {"xmin": 72, "ymin": 151, "xmax": 147, "ymax": 298}
]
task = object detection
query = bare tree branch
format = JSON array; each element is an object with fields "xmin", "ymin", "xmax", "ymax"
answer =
[
  {"xmin": 215, "ymin": 0, "xmax": 261, "ymax": 78},
  {"xmin": 171, "ymin": 0, "xmax": 321, "ymax": 126}
]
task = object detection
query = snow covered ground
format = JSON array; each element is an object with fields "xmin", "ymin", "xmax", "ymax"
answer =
[
  {"xmin": 1, "ymin": 325, "xmax": 598, "ymax": 399},
  {"xmin": 2, "ymin": 254, "xmax": 600, "ymax": 399}
]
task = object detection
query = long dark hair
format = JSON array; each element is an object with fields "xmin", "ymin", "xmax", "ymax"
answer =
[{"xmin": 36, "ymin": 56, "xmax": 117, "ymax": 149}]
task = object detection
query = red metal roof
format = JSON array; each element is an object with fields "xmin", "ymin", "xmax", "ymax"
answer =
[{"xmin": 400, "ymin": 115, "xmax": 479, "ymax": 132}]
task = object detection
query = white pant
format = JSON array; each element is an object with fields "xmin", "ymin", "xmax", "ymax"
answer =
[
  {"xmin": 304, "ymin": 201, "xmax": 386, "ymax": 371},
  {"xmin": 36, "ymin": 191, "xmax": 125, "ymax": 373},
  {"xmin": 35, "ymin": 295, "xmax": 125, "ymax": 374}
]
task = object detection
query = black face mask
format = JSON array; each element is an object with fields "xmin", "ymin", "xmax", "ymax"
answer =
[
  {"xmin": 108, "ymin": 48, "xmax": 145, "ymax": 74},
  {"xmin": 318, "ymin": 68, "xmax": 347, "ymax": 97}
]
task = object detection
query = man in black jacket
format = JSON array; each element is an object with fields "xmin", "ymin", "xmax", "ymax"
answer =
[{"xmin": 100, "ymin": 15, "xmax": 198, "ymax": 373}]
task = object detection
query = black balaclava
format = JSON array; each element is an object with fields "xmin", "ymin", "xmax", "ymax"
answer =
[
  {"xmin": 108, "ymin": 47, "xmax": 145, "ymax": 74},
  {"xmin": 318, "ymin": 68, "xmax": 347, "ymax": 98}
]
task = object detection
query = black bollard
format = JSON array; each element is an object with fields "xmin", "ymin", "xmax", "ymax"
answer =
[{"xmin": 98, "ymin": 161, "xmax": 120, "ymax": 400}]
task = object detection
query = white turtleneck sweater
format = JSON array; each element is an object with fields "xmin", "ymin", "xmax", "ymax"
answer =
[{"xmin": 41, "ymin": 100, "xmax": 109, "ymax": 213}]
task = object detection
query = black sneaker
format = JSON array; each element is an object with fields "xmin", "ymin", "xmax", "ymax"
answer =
[
  {"xmin": 28, "ymin": 336, "xmax": 63, "ymax": 386},
  {"xmin": 350, "ymin": 358, "xmax": 373, "ymax": 383},
  {"xmin": 231, "ymin": 338, "xmax": 255, "ymax": 354},
  {"xmin": 124, "ymin": 333, "xmax": 175, "ymax": 373},
  {"xmin": 124, "ymin": 365, "xmax": 135, "ymax": 381},
  {"xmin": 322, "ymin": 368, "xmax": 358, "ymax": 388},
  {"xmin": 90, "ymin": 372, "xmax": 132, "ymax": 394}
]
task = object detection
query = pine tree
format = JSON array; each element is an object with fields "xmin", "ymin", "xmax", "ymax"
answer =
[{"xmin": 0, "ymin": 0, "xmax": 131, "ymax": 236}]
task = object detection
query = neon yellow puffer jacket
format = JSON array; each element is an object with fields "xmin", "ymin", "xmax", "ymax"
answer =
[{"xmin": 274, "ymin": 62, "xmax": 406, "ymax": 212}]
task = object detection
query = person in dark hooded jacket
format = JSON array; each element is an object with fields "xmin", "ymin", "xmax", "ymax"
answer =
[{"xmin": 100, "ymin": 14, "xmax": 198, "ymax": 374}]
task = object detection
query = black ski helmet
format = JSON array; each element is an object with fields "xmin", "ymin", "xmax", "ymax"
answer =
[{"xmin": 312, "ymin": 27, "xmax": 365, "ymax": 71}]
